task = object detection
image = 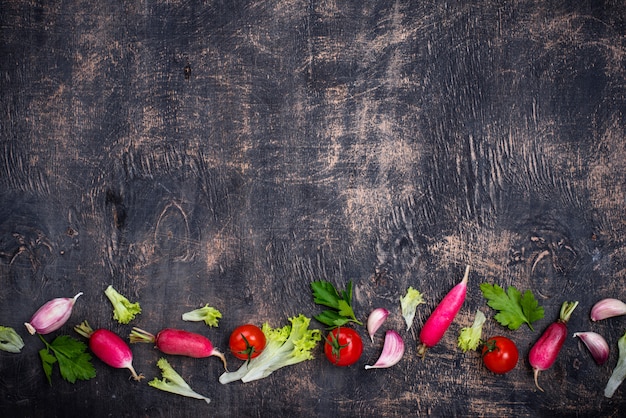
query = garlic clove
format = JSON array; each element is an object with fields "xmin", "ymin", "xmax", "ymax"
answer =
[
  {"xmin": 365, "ymin": 330, "xmax": 404, "ymax": 369},
  {"xmin": 24, "ymin": 292, "xmax": 83, "ymax": 335},
  {"xmin": 366, "ymin": 308, "xmax": 389, "ymax": 342},
  {"xmin": 574, "ymin": 331, "xmax": 610, "ymax": 365},
  {"xmin": 590, "ymin": 298, "xmax": 626, "ymax": 321}
]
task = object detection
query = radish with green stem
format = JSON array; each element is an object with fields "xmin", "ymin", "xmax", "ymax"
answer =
[
  {"xmin": 528, "ymin": 301, "xmax": 578, "ymax": 392},
  {"xmin": 130, "ymin": 327, "xmax": 227, "ymax": 370},
  {"xmin": 74, "ymin": 321, "xmax": 143, "ymax": 381},
  {"xmin": 417, "ymin": 265, "xmax": 470, "ymax": 357}
]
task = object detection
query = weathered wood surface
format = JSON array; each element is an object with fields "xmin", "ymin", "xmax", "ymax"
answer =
[{"xmin": 1, "ymin": 1, "xmax": 625, "ymax": 417}]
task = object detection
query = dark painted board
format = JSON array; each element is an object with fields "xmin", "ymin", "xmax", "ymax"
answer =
[{"xmin": 1, "ymin": 1, "xmax": 625, "ymax": 417}]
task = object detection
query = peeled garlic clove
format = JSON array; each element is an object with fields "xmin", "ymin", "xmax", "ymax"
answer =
[
  {"xmin": 574, "ymin": 331, "xmax": 610, "ymax": 365},
  {"xmin": 590, "ymin": 298, "xmax": 626, "ymax": 321},
  {"xmin": 367, "ymin": 308, "xmax": 389, "ymax": 342},
  {"xmin": 365, "ymin": 330, "xmax": 404, "ymax": 369},
  {"xmin": 24, "ymin": 292, "xmax": 83, "ymax": 335}
]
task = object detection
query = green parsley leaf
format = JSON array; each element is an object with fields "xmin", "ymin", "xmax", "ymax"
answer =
[
  {"xmin": 311, "ymin": 280, "xmax": 362, "ymax": 327},
  {"xmin": 38, "ymin": 334, "xmax": 96, "ymax": 385},
  {"xmin": 480, "ymin": 283, "xmax": 544, "ymax": 331},
  {"xmin": 39, "ymin": 347, "xmax": 57, "ymax": 386}
]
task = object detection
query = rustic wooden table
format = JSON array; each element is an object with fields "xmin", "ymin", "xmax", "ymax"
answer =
[{"xmin": 1, "ymin": 1, "xmax": 625, "ymax": 417}]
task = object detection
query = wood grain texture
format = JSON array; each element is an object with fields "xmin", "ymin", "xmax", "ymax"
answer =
[{"xmin": 1, "ymin": 1, "xmax": 625, "ymax": 416}]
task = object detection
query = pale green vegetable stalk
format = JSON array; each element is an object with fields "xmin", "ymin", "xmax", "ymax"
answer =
[
  {"xmin": 605, "ymin": 330, "xmax": 626, "ymax": 398},
  {"xmin": 182, "ymin": 304, "xmax": 222, "ymax": 327},
  {"xmin": 400, "ymin": 287, "xmax": 425, "ymax": 330},
  {"xmin": 219, "ymin": 314, "xmax": 321, "ymax": 384},
  {"xmin": 0, "ymin": 326, "xmax": 25, "ymax": 353},
  {"xmin": 104, "ymin": 285, "xmax": 141, "ymax": 324},
  {"xmin": 458, "ymin": 310, "xmax": 487, "ymax": 352},
  {"xmin": 149, "ymin": 358, "xmax": 210, "ymax": 404}
]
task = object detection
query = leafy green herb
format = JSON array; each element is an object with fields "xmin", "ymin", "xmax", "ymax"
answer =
[
  {"xmin": 311, "ymin": 280, "xmax": 362, "ymax": 327},
  {"xmin": 38, "ymin": 334, "xmax": 96, "ymax": 385},
  {"xmin": 480, "ymin": 283, "xmax": 544, "ymax": 331}
]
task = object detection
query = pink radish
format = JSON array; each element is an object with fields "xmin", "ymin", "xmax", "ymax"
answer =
[
  {"xmin": 130, "ymin": 327, "xmax": 227, "ymax": 369},
  {"xmin": 417, "ymin": 265, "xmax": 470, "ymax": 357},
  {"xmin": 528, "ymin": 301, "xmax": 578, "ymax": 392},
  {"xmin": 74, "ymin": 321, "xmax": 143, "ymax": 381}
]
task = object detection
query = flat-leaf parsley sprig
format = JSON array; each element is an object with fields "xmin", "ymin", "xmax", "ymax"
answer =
[
  {"xmin": 38, "ymin": 334, "xmax": 96, "ymax": 385},
  {"xmin": 311, "ymin": 280, "xmax": 362, "ymax": 328},
  {"xmin": 480, "ymin": 283, "xmax": 544, "ymax": 331}
]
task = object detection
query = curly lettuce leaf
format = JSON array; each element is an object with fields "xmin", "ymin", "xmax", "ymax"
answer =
[
  {"xmin": 104, "ymin": 285, "xmax": 141, "ymax": 324},
  {"xmin": 458, "ymin": 310, "xmax": 487, "ymax": 352},
  {"xmin": 219, "ymin": 314, "xmax": 321, "ymax": 384},
  {"xmin": 400, "ymin": 287, "xmax": 425, "ymax": 330},
  {"xmin": 182, "ymin": 304, "xmax": 222, "ymax": 327}
]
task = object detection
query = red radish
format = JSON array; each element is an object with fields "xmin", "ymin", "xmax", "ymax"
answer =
[
  {"xmin": 528, "ymin": 301, "xmax": 578, "ymax": 392},
  {"xmin": 417, "ymin": 265, "xmax": 470, "ymax": 357},
  {"xmin": 74, "ymin": 321, "xmax": 143, "ymax": 381},
  {"xmin": 130, "ymin": 327, "xmax": 227, "ymax": 369}
]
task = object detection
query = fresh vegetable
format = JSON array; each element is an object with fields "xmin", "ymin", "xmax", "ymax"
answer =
[
  {"xmin": 605, "ymin": 330, "xmax": 626, "ymax": 398},
  {"xmin": 324, "ymin": 327, "xmax": 363, "ymax": 367},
  {"xmin": 311, "ymin": 280, "xmax": 362, "ymax": 327},
  {"xmin": 574, "ymin": 331, "xmax": 610, "ymax": 365},
  {"xmin": 458, "ymin": 310, "xmax": 487, "ymax": 353},
  {"xmin": 229, "ymin": 324, "xmax": 267, "ymax": 361},
  {"xmin": 365, "ymin": 330, "xmax": 405, "ymax": 370},
  {"xmin": 400, "ymin": 286, "xmax": 425, "ymax": 330},
  {"xmin": 480, "ymin": 283, "xmax": 544, "ymax": 331},
  {"xmin": 417, "ymin": 266, "xmax": 470, "ymax": 357},
  {"xmin": 129, "ymin": 327, "xmax": 227, "ymax": 369},
  {"xmin": 38, "ymin": 334, "xmax": 96, "ymax": 385},
  {"xmin": 0, "ymin": 326, "xmax": 25, "ymax": 353},
  {"xmin": 219, "ymin": 314, "xmax": 321, "ymax": 384},
  {"xmin": 481, "ymin": 336, "xmax": 519, "ymax": 374},
  {"xmin": 367, "ymin": 308, "xmax": 389, "ymax": 342},
  {"xmin": 591, "ymin": 298, "xmax": 626, "ymax": 321},
  {"xmin": 104, "ymin": 285, "xmax": 141, "ymax": 324},
  {"xmin": 25, "ymin": 292, "xmax": 83, "ymax": 335},
  {"xmin": 149, "ymin": 357, "xmax": 210, "ymax": 404},
  {"xmin": 74, "ymin": 321, "xmax": 142, "ymax": 381},
  {"xmin": 182, "ymin": 304, "xmax": 222, "ymax": 327},
  {"xmin": 529, "ymin": 301, "xmax": 578, "ymax": 392}
]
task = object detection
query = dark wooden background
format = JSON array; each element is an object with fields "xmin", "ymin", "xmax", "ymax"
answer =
[{"xmin": 1, "ymin": 1, "xmax": 625, "ymax": 417}]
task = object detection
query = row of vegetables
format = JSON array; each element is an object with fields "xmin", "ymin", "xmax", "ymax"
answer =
[{"xmin": 1, "ymin": 266, "xmax": 625, "ymax": 405}]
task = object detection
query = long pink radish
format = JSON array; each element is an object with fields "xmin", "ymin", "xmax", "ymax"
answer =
[
  {"xmin": 74, "ymin": 321, "xmax": 143, "ymax": 381},
  {"xmin": 528, "ymin": 301, "xmax": 578, "ymax": 392},
  {"xmin": 417, "ymin": 265, "xmax": 470, "ymax": 357},
  {"xmin": 130, "ymin": 327, "xmax": 227, "ymax": 370}
]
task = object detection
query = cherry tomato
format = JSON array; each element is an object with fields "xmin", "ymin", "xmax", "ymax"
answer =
[
  {"xmin": 229, "ymin": 324, "xmax": 266, "ymax": 361},
  {"xmin": 324, "ymin": 327, "xmax": 363, "ymax": 367},
  {"xmin": 481, "ymin": 336, "xmax": 519, "ymax": 374}
]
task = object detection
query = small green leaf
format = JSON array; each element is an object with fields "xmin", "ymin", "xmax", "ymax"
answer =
[
  {"xmin": 480, "ymin": 283, "xmax": 544, "ymax": 331},
  {"xmin": 311, "ymin": 281, "xmax": 341, "ymax": 310},
  {"xmin": 39, "ymin": 348, "xmax": 57, "ymax": 386}
]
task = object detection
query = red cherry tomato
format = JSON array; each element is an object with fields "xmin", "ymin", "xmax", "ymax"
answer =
[
  {"xmin": 229, "ymin": 324, "xmax": 266, "ymax": 361},
  {"xmin": 481, "ymin": 336, "xmax": 519, "ymax": 374},
  {"xmin": 324, "ymin": 327, "xmax": 363, "ymax": 367}
]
